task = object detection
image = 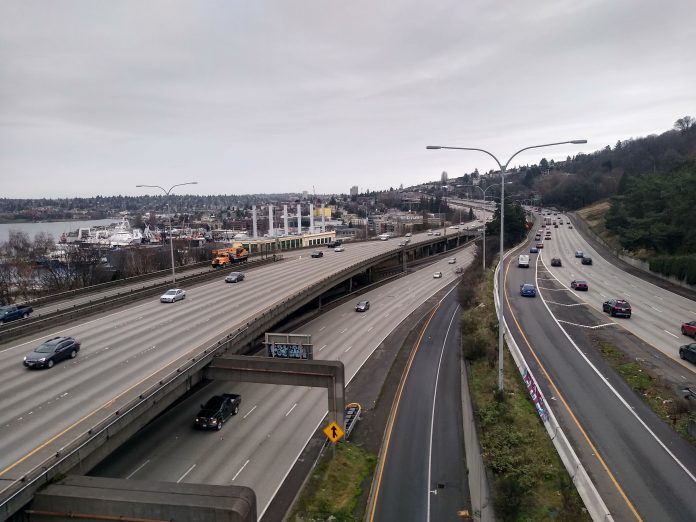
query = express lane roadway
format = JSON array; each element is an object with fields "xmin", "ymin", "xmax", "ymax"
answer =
[{"xmin": 370, "ymin": 289, "xmax": 467, "ymax": 522}]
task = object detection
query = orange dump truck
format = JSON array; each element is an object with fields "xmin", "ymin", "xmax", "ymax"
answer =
[{"xmin": 211, "ymin": 244, "xmax": 249, "ymax": 268}]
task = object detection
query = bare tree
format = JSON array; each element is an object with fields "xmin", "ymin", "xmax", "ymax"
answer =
[{"xmin": 674, "ymin": 115, "xmax": 695, "ymax": 132}]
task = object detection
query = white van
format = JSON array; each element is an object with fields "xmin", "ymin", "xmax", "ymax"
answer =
[{"xmin": 518, "ymin": 254, "xmax": 530, "ymax": 268}]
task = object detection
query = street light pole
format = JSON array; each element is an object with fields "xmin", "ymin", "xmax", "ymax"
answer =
[
  {"xmin": 427, "ymin": 140, "xmax": 586, "ymax": 391},
  {"xmin": 136, "ymin": 182, "xmax": 198, "ymax": 284},
  {"xmin": 463, "ymin": 184, "xmax": 498, "ymax": 271}
]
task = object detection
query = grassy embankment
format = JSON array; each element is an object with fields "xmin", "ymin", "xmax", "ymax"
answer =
[
  {"xmin": 288, "ymin": 443, "xmax": 375, "ymax": 522},
  {"xmin": 595, "ymin": 339, "xmax": 694, "ymax": 445},
  {"xmin": 575, "ymin": 200, "xmax": 624, "ymax": 252},
  {"xmin": 459, "ymin": 261, "xmax": 589, "ymax": 521}
]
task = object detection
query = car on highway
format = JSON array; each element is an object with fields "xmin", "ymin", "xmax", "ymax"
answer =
[
  {"xmin": 448, "ymin": 258, "xmax": 456, "ymax": 264},
  {"xmin": 575, "ymin": 250, "xmax": 584, "ymax": 258},
  {"xmin": 427, "ymin": 231, "xmax": 434, "ymax": 236},
  {"xmin": 581, "ymin": 257, "xmax": 593, "ymax": 265},
  {"xmin": 23, "ymin": 336, "xmax": 81, "ymax": 369},
  {"xmin": 535, "ymin": 234, "xmax": 541, "ymax": 240},
  {"xmin": 568, "ymin": 225, "xmax": 574, "ymax": 229},
  {"xmin": 160, "ymin": 288, "xmax": 186, "ymax": 303},
  {"xmin": 433, "ymin": 271, "xmax": 443, "ymax": 278},
  {"xmin": 536, "ymin": 241, "xmax": 544, "ymax": 249},
  {"xmin": 530, "ymin": 246, "xmax": 539, "ymax": 253},
  {"xmin": 194, "ymin": 393, "xmax": 241, "ymax": 430},
  {"xmin": 434, "ymin": 231, "xmax": 441, "ymax": 236},
  {"xmin": 334, "ymin": 246, "xmax": 345, "ymax": 252},
  {"xmin": 311, "ymin": 250, "xmax": 324, "ymax": 258},
  {"xmin": 550, "ymin": 257, "xmax": 562, "ymax": 267},
  {"xmin": 545, "ymin": 234, "xmax": 552, "ymax": 240},
  {"xmin": 679, "ymin": 343, "xmax": 696, "ymax": 364},
  {"xmin": 681, "ymin": 321, "xmax": 696, "ymax": 338},
  {"xmin": 603, "ymin": 298, "xmax": 632, "ymax": 318},
  {"xmin": 520, "ymin": 283, "xmax": 536, "ymax": 297},
  {"xmin": 570, "ymin": 280, "xmax": 588, "ymax": 291},
  {"xmin": 405, "ymin": 233, "xmax": 412, "ymax": 237},
  {"xmin": 225, "ymin": 272, "xmax": 245, "ymax": 283},
  {"xmin": 0, "ymin": 304, "xmax": 34, "ymax": 324},
  {"xmin": 454, "ymin": 267, "xmax": 464, "ymax": 274},
  {"xmin": 355, "ymin": 300, "xmax": 370, "ymax": 312}
]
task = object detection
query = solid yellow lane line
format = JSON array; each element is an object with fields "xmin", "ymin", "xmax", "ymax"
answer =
[
  {"xmin": 367, "ymin": 301, "xmax": 442, "ymax": 521},
  {"xmin": 503, "ymin": 259, "xmax": 642, "ymax": 521}
]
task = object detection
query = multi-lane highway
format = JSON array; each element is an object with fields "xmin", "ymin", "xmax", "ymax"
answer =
[
  {"xmin": 0, "ymin": 230, "xmax": 473, "ymax": 515},
  {"xmin": 90, "ymin": 248, "xmax": 474, "ymax": 518},
  {"xmin": 532, "ymin": 216, "xmax": 696, "ymax": 369},
  {"xmin": 504, "ymin": 215, "xmax": 696, "ymax": 521}
]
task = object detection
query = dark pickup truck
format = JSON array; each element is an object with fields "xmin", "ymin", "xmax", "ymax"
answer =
[
  {"xmin": 0, "ymin": 304, "xmax": 33, "ymax": 325},
  {"xmin": 193, "ymin": 393, "xmax": 241, "ymax": 430}
]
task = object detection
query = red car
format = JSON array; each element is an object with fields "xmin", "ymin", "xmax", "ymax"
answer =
[
  {"xmin": 536, "ymin": 241, "xmax": 544, "ymax": 249},
  {"xmin": 682, "ymin": 321, "xmax": 696, "ymax": 338},
  {"xmin": 570, "ymin": 280, "xmax": 588, "ymax": 291}
]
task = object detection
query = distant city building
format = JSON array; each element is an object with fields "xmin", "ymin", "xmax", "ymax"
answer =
[
  {"xmin": 350, "ymin": 185, "xmax": 359, "ymax": 196},
  {"xmin": 302, "ymin": 191, "xmax": 309, "ymax": 200}
]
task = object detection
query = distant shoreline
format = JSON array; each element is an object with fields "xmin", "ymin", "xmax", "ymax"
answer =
[{"xmin": 0, "ymin": 217, "xmax": 116, "ymax": 225}]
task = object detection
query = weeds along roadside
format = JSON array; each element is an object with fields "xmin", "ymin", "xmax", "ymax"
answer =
[{"xmin": 460, "ymin": 240, "xmax": 589, "ymax": 521}]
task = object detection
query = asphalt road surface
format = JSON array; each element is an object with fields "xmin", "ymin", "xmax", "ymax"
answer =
[
  {"xmin": 531, "ymin": 216, "xmax": 696, "ymax": 373},
  {"xmin": 370, "ymin": 289, "xmax": 467, "ymax": 522},
  {"xmin": 90, "ymin": 248, "xmax": 475, "ymax": 519},
  {"xmin": 0, "ymin": 231, "xmax": 471, "ymax": 492},
  {"xmin": 505, "ymin": 220, "xmax": 696, "ymax": 521}
]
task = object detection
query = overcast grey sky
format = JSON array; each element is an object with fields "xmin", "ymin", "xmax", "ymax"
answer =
[{"xmin": 1, "ymin": 0, "xmax": 695, "ymax": 199}]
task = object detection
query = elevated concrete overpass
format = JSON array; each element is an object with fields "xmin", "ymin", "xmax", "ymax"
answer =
[{"xmin": 0, "ymin": 230, "xmax": 477, "ymax": 520}]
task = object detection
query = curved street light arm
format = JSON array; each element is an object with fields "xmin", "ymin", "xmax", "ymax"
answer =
[{"xmin": 502, "ymin": 140, "xmax": 586, "ymax": 169}]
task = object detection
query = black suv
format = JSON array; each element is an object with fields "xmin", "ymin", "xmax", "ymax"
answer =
[
  {"xmin": 24, "ymin": 336, "xmax": 81, "ymax": 369},
  {"xmin": 311, "ymin": 251, "xmax": 323, "ymax": 258},
  {"xmin": 603, "ymin": 299, "xmax": 631, "ymax": 318},
  {"xmin": 679, "ymin": 343, "xmax": 696, "ymax": 364},
  {"xmin": 581, "ymin": 257, "xmax": 593, "ymax": 265},
  {"xmin": 194, "ymin": 394, "xmax": 241, "ymax": 430},
  {"xmin": 550, "ymin": 257, "xmax": 562, "ymax": 267}
]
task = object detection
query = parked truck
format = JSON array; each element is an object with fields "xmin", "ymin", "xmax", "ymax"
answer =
[
  {"xmin": 211, "ymin": 244, "xmax": 249, "ymax": 268},
  {"xmin": 0, "ymin": 304, "xmax": 34, "ymax": 325}
]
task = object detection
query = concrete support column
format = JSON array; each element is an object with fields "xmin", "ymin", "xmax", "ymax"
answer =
[
  {"xmin": 297, "ymin": 203, "xmax": 302, "ymax": 234},
  {"xmin": 252, "ymin": 205, "xmax": 258, "ymax": 239},
  {"xmin": 283, "ymin": 204, "xmax": 289, "ymax": 236},
  {"xmin": 268, "ymin": 205, "xmax": 274, "ymax": 237},
  {"xmin": 321, "ymin": 203, "xmax": 326, "ymax": 232},
  {"xmin": 310, "ymin": 204, "xmax": 314, "ymax": 233}
]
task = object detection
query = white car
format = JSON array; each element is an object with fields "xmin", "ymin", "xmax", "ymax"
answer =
[
  {"xmin": 433, "ymin": 271, "xmax": 443, "ymax": 279},
  {"xmin": 334, "ymin": 246, "xmax": 345, "ymax": 252},
  {"xmin": 448, "ymin": 258, "xmax": 456, "ymax": 264},
  {"xmin": 160, "ymin": 288, "xmax": 186, "ymax": 303}
]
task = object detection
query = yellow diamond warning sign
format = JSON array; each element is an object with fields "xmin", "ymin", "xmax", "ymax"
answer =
[{"xmin": 323, "ymin": 421, "xmax": 345, "ymax": 443}]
